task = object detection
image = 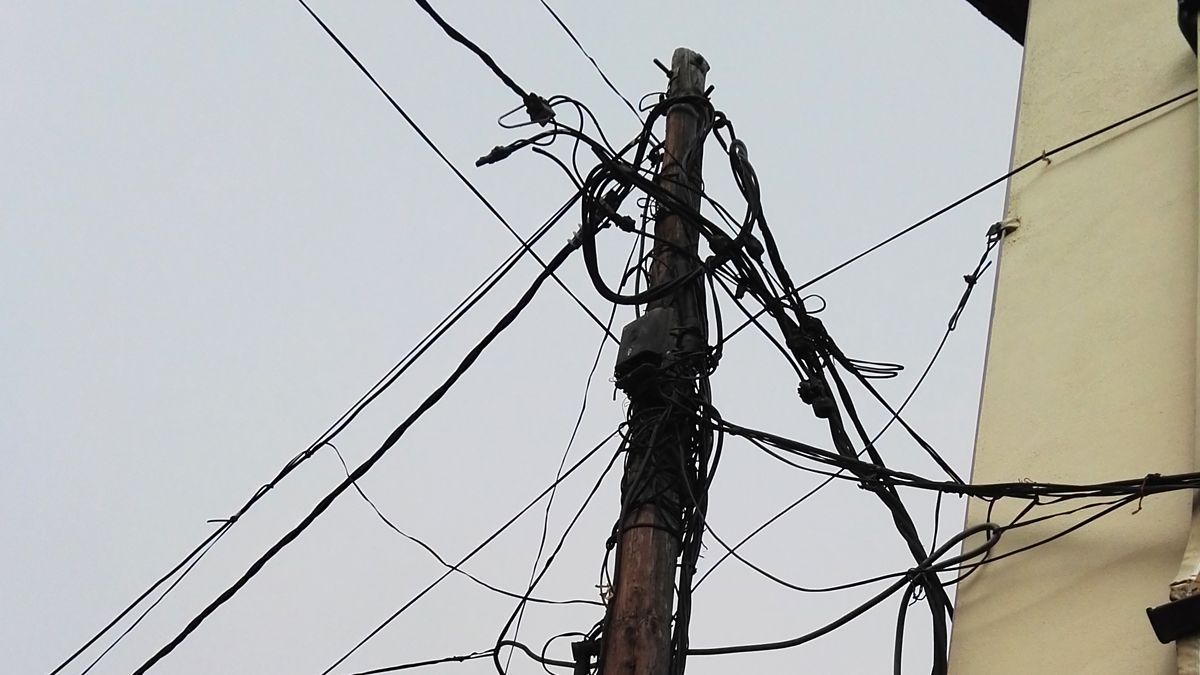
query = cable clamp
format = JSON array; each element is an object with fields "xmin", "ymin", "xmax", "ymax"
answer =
[
  {"xmin": 985, "ymin": 218, "xmax": 1020, "ymax": 242},
  {"xmin": 523, "ymin": 93, "xmax": 555, "ymax": 125},
  {"xmin": 614, "ymin": 215, "xmax": 636, "ymax": 232},
  {"xmin": 571, "ymin": 639, "xmax": 600, "ymax": 675}
]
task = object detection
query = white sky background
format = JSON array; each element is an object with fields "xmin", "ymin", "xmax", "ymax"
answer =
[{"xmin": 2, "ymin": 2, "xmax": 1022, "ymax": 673}]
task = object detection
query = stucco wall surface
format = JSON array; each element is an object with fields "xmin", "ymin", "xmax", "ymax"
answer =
[{"xmin": 947, "ymin": 1, "xmax": 1199, "ymax": 673}]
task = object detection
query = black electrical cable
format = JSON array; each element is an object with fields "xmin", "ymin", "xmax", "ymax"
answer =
[
  {"xmin": 323, "ymin": 429, "xmax": 622, "ymax": 675},
  {"xmin": 700, "ymin": 125, "xmax": 956, "ymax": 663},
  {"xmin": 492, "ymin": 442, "xmax": 624, "ymax": 675},
  {"xmin": 502, "ymin": 84, "xmax": 1200, "ymax": 672},
  {"xmin": 350, "ymin": 649, "xmax": 495, "ymax": 674},
  {"xmin": 407, "ymin": 0, "xmax": 550, "ymax": 122},
  {"xmin": 536, "ymin": 0, "xmax": 643, "ymax": 123},
  {"xmin": 46, "ymin": 526, "xmax": 226, "ymax": 675},
  {"xmin": 50, "ymin": 189, "xmax": 583, "ymax": 675},
  {"xmin": 77, "ymin": 55, "xmax": 644, "ymax": 675},
  {"xmin": 692, "ymin": 478, "xmax": 826, "ymax": 591},
  {"xmin": 716, "ymin": 414, "xmax": 1200, "ymax": 502},
  {"xmin": 686, "ymin": 524, "xmax": 999, "ymax": 657},
  {"xmin": 697, "ymin": 226, "xmax": 1001, "ymax": 586},
  {"xmin": 135, "ymin": 241, "xmax": 582, "ymax": 673},
  {"xmin": 830, "ymin": 352, "xmax": 964, "ymax": 485},
  {"xmin": 893, "ymin": 579, "xmax": 920, "ymax": 675},
  {"xmin": 702, "ymin": 493, "xmax": 1143, "ymax": 603},
  {"xmin": 502, "ymin": 83, "xmax": 1183, "ymax": 673},
  {"xmin": 494, "ymin": 641, "xmax": 576, "ymax": 670},
  {"xmin": 506, "ymin": 225, "xmax": 642, "ymax": 671},
  {"xmin": 701, "ymin": 522, "xmax": 908, "ymax": 595},
  {"xmin": 295, "ymin": 0, "xmax": 615, "ymax": 343},
  {"xmin": 329, "ymin": 443, "xmax": 602, "ymax": 608},
  {"xmin": 710, "ymin": 271, "xmax": 804, "ymax": 375},
  {"xmin": 76, "ymin": 529, "xmax": 226, "ymax": 675},
  {"xmin": 721, "ymin": 87, "xmax": 1200, "ymax": 341},
  {"xmin": 795, "ymin": 86, "xmax": 1198, "ymax": 292}
]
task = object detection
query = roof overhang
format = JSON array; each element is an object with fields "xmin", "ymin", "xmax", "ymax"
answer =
[{"xmin": 964, "ymin": 0, "xmax": 1029, "ymax": 44}]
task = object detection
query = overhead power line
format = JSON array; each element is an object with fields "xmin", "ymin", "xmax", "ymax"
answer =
[
  {"xmin": 51, "ymin": 188, "xmax": 582, "ymax": 675},
  {"xmin": 331, "ymin": 443, "xmax": 603, "ymax": 608},
  {"xmin": 321, "ymin": 430, "xmax": 623, "ymax": 674},
  {"xmin": 408, "ymin": 0, "xmax": 553, "ymax": 123},
  {"xmin": 797, "ymin": 86, "xmax": 1198, "ymax": 291},
  {"xmin": 296, "ymin": 0, "xmax": 616, "ymax": 343},
  {"xmin": 535, "ymin": 0, "xmax": 643, "ymax": 122},
  {"xmin": 135, "ymin": 240, "xmax": 583, "ymax": 673},
  {"xmin": 720, "ymin": 86, "xmax": 1200, "ymax": 342},
  {"xmin": 350, "ymin": 649, "xmax": 495, "ymax": 674}
]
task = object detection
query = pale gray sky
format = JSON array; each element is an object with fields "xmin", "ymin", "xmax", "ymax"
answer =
[{"xmin": 2, "ymin": 2, "xmax": 1021, "ymax": 673}]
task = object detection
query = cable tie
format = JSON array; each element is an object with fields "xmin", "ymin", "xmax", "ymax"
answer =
[{"xmin": 1133, "ymin": 472, "xmax": 1161, "ymax": 514}]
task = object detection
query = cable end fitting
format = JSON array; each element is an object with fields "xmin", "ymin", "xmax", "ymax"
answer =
[{"xmin": 476, "ymin": 145, "xmax": 515, "ymax": 167}]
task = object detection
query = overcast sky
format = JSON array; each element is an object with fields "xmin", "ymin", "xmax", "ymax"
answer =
[{"xmin": 3, "ymin": 2, "xmax": 1022, "ymax": 673}]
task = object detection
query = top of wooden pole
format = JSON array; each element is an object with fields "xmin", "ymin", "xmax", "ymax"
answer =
[{"xmin": 668, "ymin": 47, "xmax": 709, "ymax": 97}]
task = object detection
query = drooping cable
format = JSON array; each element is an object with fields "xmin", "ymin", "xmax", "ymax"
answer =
[
  {"xmin": 330, "ymin": 443, "xmax": 602, "ymax": 608},
  {"xmin": 492, "ymin": 440, "xmax": 625, "ymax": 674},
  {"xmin": 135, "ymin": 241, "xmax": 583, "ymax": 673},
  {"xmin": 504, "ymin": 226, "xmax": 642, "ymax": 671},
  {"xmin": 323, "ymin": 429, "xmax": 622, "ymax": 675}
]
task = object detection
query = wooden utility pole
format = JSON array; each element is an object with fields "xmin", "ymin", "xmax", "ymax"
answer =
[{"xmin": 599, "ymin": 47, "xmax": 710, "ymax": 675}]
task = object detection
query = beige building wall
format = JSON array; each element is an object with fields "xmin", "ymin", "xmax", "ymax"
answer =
[{"xmin": 947, "ymin": 1, "xmax": 1199, "ymax": 673}]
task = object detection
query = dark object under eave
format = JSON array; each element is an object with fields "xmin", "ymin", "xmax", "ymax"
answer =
[
  {"xmin": 1183, "ymin": 0, "xmax": 1200, "ymax": 53},
  {"xmin": 964, "ymin": 0, "xmax": 1029, "ymax": 44}
]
